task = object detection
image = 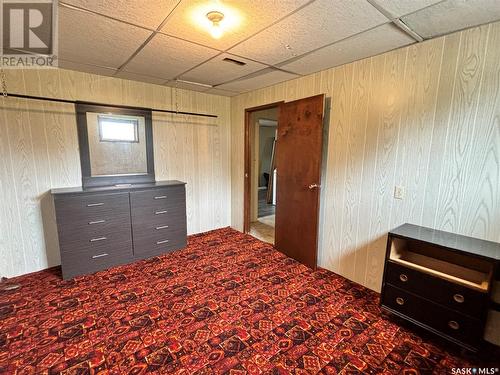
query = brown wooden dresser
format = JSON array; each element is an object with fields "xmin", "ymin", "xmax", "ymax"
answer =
[
  {"xmin": 381, "ymin": 224, "xmax": 499, "ymax": 352},
  {"xmin": 52, "ymin": 180, "xmax": 187, "ymax": 279}
]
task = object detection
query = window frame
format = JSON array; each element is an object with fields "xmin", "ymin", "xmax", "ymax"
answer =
[{"xmin": 98, "ymin": 115, "xmax": 140, "ymax": 143}]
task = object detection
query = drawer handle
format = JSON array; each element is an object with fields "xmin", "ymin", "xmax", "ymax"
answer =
[
  {"xmin": 453, "ymin": 294, "xmax": 464, "ymax": 303},
  {"xmin": 396, "ymin": 297, "xmax": 405, "ymax": 305},
  {"xmin": 88, "ymin": 220, "xmax": 106, "ymax": 225},
  {"xmin": 90, "ymin": 237, "xmax": 107, "ymax": 242},
  {"xmin": 399, "ymin": 274, "xmax": 408, "ymax": 282},
  {"xmin": 156, "ymin": 225, "xmax": 169, "ymax": 230},
  {"xmin": 448, "ymin": 320, "xmax": 460, "ymax": 330},
  {"xmin": 155, "ymin": 210, "xmax": 168, "ymax": 215},
  {"xmin": 154, "ymin": 196, "xmax": 167, "ymax": 200},
  {"xmin": 157, "ymin": 239, "xmax": 170, "ymax": 245},
  {"xmin": 92, "ymin": 253, "xmax": 108, "ymax": 259},
  {"xmin": 87, "ymin": 203, "xmax": 104, "ymax": 207}
]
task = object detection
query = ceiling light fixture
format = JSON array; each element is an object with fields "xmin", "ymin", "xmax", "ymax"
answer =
[
  {"xmin": 190, "ymin": 4, "xmax": 241, "ymax": 39},
  {"xmin": 206, "ymin": 11, "xmax": 224, "ymax": 39}
]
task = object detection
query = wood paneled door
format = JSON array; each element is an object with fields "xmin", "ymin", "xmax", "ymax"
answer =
[{"xmin": 275, "ymin": 94, "xmax": 325, "ymax": 269}]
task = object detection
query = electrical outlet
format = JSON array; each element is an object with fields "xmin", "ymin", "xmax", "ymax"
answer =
[{"xmin": 394, "ymin": 186, "xmax": 405, "ymax": 200}]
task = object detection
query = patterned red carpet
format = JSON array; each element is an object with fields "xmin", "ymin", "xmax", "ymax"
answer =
[{"xmin": 0, "ymin": 228, "xmax": 495, "ymax": 374}]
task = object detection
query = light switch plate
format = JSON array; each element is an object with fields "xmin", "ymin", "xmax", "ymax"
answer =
[{"xmin": 394, "ymin": 186, "xmax": 406, "ymax": 200}]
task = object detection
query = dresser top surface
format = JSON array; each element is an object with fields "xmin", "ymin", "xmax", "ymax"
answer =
[
  {"xmin": 51, "ymin": 180, "xmax": 186, "ymax": 196},
  {"xmin": 390, "ymin": 223, "xmax": 500, "ymax": 260}
]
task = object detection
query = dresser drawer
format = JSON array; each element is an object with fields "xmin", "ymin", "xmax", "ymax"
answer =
[
  {"xmin": 57, "ymin": 212, "xmax": 132, "ymax": 244},
  {"xmin": 131, "ymin": 205, "xmax": 187, "ymax": 229},
  {"xmin": 55, "ymin": 192, "xmax": 131, "ymax": 228},
  {"xmin": 58, "ymin": 216, "xmax": 132, "ymax": 253},
  {"xmin": 384, "ymin": 261, "xmax": 487, "ymax": 318},
  {"xmin": 130, "ymin": 186, "xmax": 185, "ymax": 215},
  {"xmin": 382, "ymin": 284, "xmax": 482, "ymax": 349},
  {"xmin": 59, "ymin": 228, "xmax": 133, "ymax": 279},
  {"xmin": 133, "ymin": 225, "xmax": 187, "ymax": 258}
]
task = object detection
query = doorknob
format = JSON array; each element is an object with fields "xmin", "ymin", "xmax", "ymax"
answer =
[{"xmin": 308, "ymin": 184, "xmax": 320, "ymax": 189}]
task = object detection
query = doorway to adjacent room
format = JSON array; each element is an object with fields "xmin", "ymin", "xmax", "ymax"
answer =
[
  {"xmin": 244, "ymin": 95, "xmax": 325, "ymax": 269},
  {"xmin": 246, "ymin": 105, "xmax": 279, "ymax": 244}
]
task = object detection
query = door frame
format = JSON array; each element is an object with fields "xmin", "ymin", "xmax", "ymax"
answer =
[{"xmin": 243, "ymin": 101, "xmax": 283, "ymax": 233}]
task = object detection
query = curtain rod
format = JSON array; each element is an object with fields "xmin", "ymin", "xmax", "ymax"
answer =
[{"xmin": 2, "ymin": 93, "xmax": 218, "ymax": 118}]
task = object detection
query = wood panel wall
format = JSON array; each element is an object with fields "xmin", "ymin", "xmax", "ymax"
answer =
[
  {"xmin": 231, "ymin": 21, "xmax": 500, "ymax": 292},
  {"xmin": 0, "ymin": 69, "xmax": 231, "ymax": 278}
]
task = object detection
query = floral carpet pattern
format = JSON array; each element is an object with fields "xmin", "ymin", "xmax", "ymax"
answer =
[{"xmin": 0, "ymin": 228, "xmax": 494, "ymax": 374}]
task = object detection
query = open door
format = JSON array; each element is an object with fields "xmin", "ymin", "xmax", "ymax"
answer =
[{"xmin": 275, "ymin": 94, "xmax": 324, "ymax": 269}]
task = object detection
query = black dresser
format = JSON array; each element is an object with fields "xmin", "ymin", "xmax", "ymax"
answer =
[
  {"xmin": 381, "ymin": 224, "xmax": 499, "ymax": 351},
  {"xmin": 52, "ymin": 180, "xmax": 187, "ymax": 279}
]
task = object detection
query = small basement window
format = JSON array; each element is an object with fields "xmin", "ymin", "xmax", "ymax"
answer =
[{"xmin": 98, "ymin": 115, "xmax": 139, "ymax": 142}]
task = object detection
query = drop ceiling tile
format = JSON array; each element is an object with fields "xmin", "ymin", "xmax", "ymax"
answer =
[
  {"xmin": 123, "ymin": 33, "xmax": 219, "ymax": 80},
  {"xmin": 165, "ymin": 81, "xmax": 211, "ymax": 93},
  {"xmin": 160, "ymin": 0, "xmax": 310, "ymax": 50},
  {"xmin": 115, "ymin": 71, "xmax": 167, "ymax": 85},
  {"xmin": 369, "ymin": 0, "xmax": 443, "ymax": 18},
  {"xmin": 59, "ymin": 59, "xmax": 117, "ymax": 76},
  {"xmin": 228, "ymin": 0, "xmax": 388, "ymax": 65},
  {"xmin": 180, "ymin": 53, "xmax": 267, "ymax": 86},
  {"xmin": 402, "ymin": 0, "xmax": 500, "ymax": 39},
  {"xmin": 59, "ymin": 6, "xmax": 152, "ymax": 68},
  {"xmin": 279, "ymin": 23, "xmax": 415, "ymax": 75},
  {"xmin": 217, "ymin": 68, "xmax": 299, "ymax": 92},
  {"xmin": 61, "ymin": 0, "xmax": 180, "ymax": 29},
  {"xmin": 205, "ymin": 88, "xmax": 240, "ymax": 97}
]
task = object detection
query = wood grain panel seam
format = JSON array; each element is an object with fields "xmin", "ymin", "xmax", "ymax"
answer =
[
  {"xmin": 41, "ymin": 102, "xmax": 55, "ymax": 188},
  {"xmin": 25, "ymin": 100, "xmax": 41, "ymax": 195},
  {"xmin": 4, "ymin": 99, "xmax": 28, "ymax": 273},
  {"xmin": 338, "ymin": 65, "xmax": 356, "ymax": 276},
  {"xmin": 458, "ymin": 24, "xmax": 491, "ymax": 233},
  {"xmin": 387, "ymin": 48, "xmax": 408, "ymax": 234},
  {"xmin": 433, "ymin": 32, "xmax": 463, "ymax": 230},
  {"xmin": 0, "ymin": 106, "xmax": 14, "ymax": 276},
  {"xmin": 353, "ymin": 58, "xmax": 373, "ymax": 283},
  {"xmin": 420, "ymin": 38, "xmax": 446, "ymax": 226},
  {"xmin": 363, "ymin": 53, "xmax": 387, "ymax": 287}
]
